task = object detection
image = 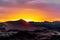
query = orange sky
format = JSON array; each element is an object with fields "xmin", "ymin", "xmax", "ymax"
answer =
[
  {"xmin": 0, "ymin": 7, "xmax": 58, "ymax": 22},
  {"xmin": 0, "ymin": 8, "xmax": 45, "ymax": 22},
  {"xmin": 0, "ymin": 0, "xmax": 60, "ymax": 22}
]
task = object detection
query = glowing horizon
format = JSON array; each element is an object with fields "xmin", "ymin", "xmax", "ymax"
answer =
[{"xmin": 0, "ymin": 0, "xmax": 60, "ymax": 22}]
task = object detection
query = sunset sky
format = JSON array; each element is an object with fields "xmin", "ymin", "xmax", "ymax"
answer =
[{"xmin": 0, "ymin": 0, "xmax": 60, "ymax": 22}]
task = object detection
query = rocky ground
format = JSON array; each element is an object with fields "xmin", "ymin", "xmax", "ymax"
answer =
[
  {"xmin": 0, "ymin": 19, "xmax": 60, "ymax": 40},
  {"xmin": 0, "ymin": 30, "xmax": 60, "ymax": 40}
]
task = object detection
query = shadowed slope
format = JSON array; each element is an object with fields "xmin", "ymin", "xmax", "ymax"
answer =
[{"xmin": 3, "ymin": 19, "xmax": 36, "ymax": 31}]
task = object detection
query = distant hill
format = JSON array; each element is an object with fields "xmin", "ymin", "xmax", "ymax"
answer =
[
  {"xmin": 0, "ymin": 19, "xmax": 60, "ymax": 31},
  {"xmin": 29, "ymin": 21, "xmax": 60, "ymax": 31},
  {"xmin": 0, "ymin": 19, "xmax": 60, "ymax": 40},
  {"xmin": 0, "ymin": 19, "xmax": 37, "ymax": 31}
]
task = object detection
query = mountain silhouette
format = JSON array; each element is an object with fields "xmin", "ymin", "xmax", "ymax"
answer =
[
  {"xmin": 3, "ymin": 19, "xmax": 36, "ymax": 31},
  {"xmin": 17, "ymin": 19, "xmax": 32, "ymax": 26}
]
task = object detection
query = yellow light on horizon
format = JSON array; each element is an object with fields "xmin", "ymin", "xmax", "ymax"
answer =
[
  {"xmin": 23, "ymin": 19, "xmax": 34, "ymax": 22},
  {"xmin": 0, "ymin": 8, "xmax": 52, "ymax": 22}
]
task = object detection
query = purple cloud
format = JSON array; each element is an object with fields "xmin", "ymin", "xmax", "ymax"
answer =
[
  {"xmin": 0, "ymin": 0, "xmax": 33, "ymax": 7},
  {"xmin": 0, "ymin": 0, "xmax": 60, "ymax": 16}
]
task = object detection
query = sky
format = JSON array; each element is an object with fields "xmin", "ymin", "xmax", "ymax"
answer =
[{"xmin": 0, "ymin": 0, "xmax": 60, "ymax": 22}]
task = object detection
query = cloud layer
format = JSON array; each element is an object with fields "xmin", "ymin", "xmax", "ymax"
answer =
[
  {"xmin": 0, "ymin": 0, "xmax": 60, "ymax": 5},
  {"xmin": 0, "ymin": 0, "xmax": 60, "ymax": 22}
]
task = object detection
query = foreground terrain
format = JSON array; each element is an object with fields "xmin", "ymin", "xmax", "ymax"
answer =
[
  {"xmin": 0, "ymin": 30, "xmax": 60, "ymax": 40},
  {"xmin": 0, "ymin": 19, "xmax": 60, "ymax": 40}
]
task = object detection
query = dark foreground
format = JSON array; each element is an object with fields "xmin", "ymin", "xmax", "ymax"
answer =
[
  {"xmin": 0, "ymin": 31, "xmax": 60, "ymax": 40},
  {"xmin": 0, "ymin": 19, "xmax": 60, "ymax": 40}
]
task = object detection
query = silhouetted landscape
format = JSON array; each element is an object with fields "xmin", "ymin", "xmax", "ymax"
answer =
[
  {"xmin": 0, "ymin": 0, "xmax": 60, "ymax": 40},
  {"xmin": 0, "ymin": 19, "xmax": 60, "ymax": 40},
  {"xmin": 30, "ymin": 21, "xmax": 60, "ymax": 31}
]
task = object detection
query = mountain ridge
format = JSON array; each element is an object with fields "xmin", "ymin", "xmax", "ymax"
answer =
[{"xmin": 0, "ymin": 19, "xmax": 37, "ymax": 31}]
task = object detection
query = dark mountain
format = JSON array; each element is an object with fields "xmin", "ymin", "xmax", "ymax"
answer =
[
  {"xmin": 2, "ymin": 19, "xmax": 36, "ymax": 31},
  {"xmin": 29, "ymin": 21, "xmax": 60, "ymax": 31},
  {"xmin": 0, "ymin": 20, "xmax": 60, "ymax": 40},
  {"xmin": 6, "ymin": 19, "xmax": 31, "ymax": 26}
]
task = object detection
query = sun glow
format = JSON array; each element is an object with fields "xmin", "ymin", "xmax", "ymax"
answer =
[
  {"xmin": 23, "ymin": 19, "xmax": 34, "ymax": 22},
  {"xmin": 0, "ymin": 8, "xmax": 51, "ymax": 22}
]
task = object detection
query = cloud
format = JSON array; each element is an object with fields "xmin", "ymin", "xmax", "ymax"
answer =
[
  {"xmin": 0, "ymin": 0, "xmax": 60, "ymax": 7},
  {"xmin": 26, "ymin": 0, "xmax": 60, "ymax": 13},
  {"xmin": 27, "ymin": 0, "xmax": 60, "ymax": 4},
  {"xmin": 0, "ymin": 0, "xmax": 60, "ymax": 21},
  {"xmin": 0, "ymin": 0, "xmax": 60, "ymax": 14},
  {"xmin": 0, "ymin": 0, "xmax": 33, "ymax": 6}
]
